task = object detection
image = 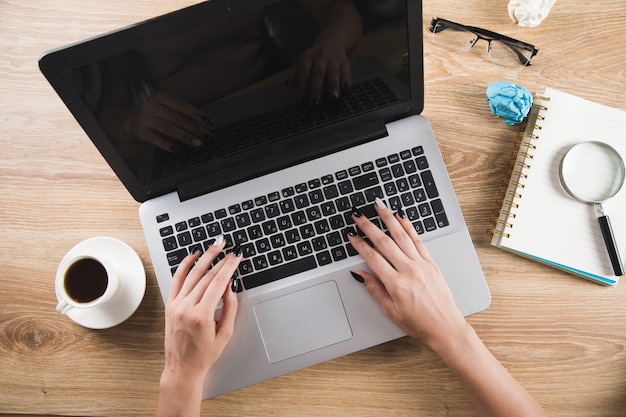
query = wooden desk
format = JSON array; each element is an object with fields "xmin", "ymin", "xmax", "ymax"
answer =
[{"xmin": 2, "ymin": 1, "xmax": 626, "ymax": 415}]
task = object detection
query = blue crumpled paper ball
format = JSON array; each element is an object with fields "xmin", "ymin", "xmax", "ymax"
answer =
[{"xmin": 486, "ymin": 81, "xmax": 533, "ymax": 125}]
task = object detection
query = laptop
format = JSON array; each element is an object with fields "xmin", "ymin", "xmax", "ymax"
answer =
[{"xmin": 40, "ymin": 0, "xmax": 491, "ymax": 398}]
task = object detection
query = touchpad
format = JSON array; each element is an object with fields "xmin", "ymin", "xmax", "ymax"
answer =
[{"xmin": 253, "ymin": 281, "xmax": 352, "ymax": 363}]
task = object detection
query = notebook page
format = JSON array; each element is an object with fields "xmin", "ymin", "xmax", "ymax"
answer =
[{"xmin": 498, "ymin": 88, "xmax": 626, "ymax": 281}]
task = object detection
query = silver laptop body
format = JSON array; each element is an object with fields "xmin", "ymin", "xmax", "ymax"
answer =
[{"xmin": 39, "ymin": 0, "xmax": 491, "ymax": 399}]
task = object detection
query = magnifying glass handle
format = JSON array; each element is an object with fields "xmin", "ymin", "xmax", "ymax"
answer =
[{"xmin": 596, "ymin": 204, "xmax": 624, "ymax": 276}]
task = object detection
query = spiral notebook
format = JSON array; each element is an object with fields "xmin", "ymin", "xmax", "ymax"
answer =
[{"xmin": 490, "ymin": 88, "xmax": 626, "ymax": 286}]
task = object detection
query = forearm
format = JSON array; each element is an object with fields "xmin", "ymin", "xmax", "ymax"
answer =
[
  {"xmin": 432, "ymin": 323, "xmax": 548, "ymax": 417},
  {"xmin": 156, "ymin": 369, "xmax": 205, "ymax": 417}
]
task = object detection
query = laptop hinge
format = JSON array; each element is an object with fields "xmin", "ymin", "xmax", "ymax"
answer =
[{"xmin": 177, "ymin": 119, "xmax": 388, "ymax": 202}]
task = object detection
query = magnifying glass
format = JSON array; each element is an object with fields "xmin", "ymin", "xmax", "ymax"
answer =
[{"xmin": 559, "ymin": 141, "xmax": 625, "ymax": 276}]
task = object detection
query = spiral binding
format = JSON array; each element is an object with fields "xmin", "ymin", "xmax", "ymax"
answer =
[{"xmin": 489, "ymin": 95, "xmax": 550, "ymax": 238}]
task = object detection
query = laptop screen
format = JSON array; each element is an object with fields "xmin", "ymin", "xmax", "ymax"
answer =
[{"xmin": 40, "ymin": 0, "xmax": 423, "ymax": 202}]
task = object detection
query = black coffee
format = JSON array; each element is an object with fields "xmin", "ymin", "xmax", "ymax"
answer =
[{"xmin": 64, "ymin": 258, "xmax": 109, "ymax": 303}]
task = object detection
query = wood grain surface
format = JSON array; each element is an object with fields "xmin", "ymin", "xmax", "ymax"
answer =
[{"xmin": 2, "ymin": 1, "xmax": 626, "ymax": 416}]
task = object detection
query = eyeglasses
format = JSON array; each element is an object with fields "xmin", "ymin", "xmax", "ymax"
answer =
[{"xmin": 429, "ymin": 17, "xmax": 538, "ymax": 67}]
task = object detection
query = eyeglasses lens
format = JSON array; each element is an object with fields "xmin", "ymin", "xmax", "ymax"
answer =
[
  {"xmin": 432, "ymin": 22, "xmax": 477, "ymax": 52},
  {"xmin": 488, "ymin": 40, "xmax": 532, "ymax": 67}
]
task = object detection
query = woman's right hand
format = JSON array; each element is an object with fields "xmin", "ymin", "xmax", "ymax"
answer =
[{"xmin": 347, "ymin": 199, "xmax": 469, "ymax": 349}]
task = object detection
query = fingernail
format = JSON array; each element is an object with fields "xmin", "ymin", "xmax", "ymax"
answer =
[
  {"xmin": 191, "ymin": 138, "xmax": 203, "ymax": 147},
  {"xmin": 232, "ymin": 245, "xmax": 242, "ymax": 256},
  {"xmin": 202, "ymin": 115, "xmax": 213, "ymax": 125},
  {"xmin": 350, "ymin": 270, "xmax": 365, "ymax": 284},
  {"xmin": 375, "ymin": 197, "xmax": 386, "ymax": 209},
  {"xmin": 345, "ymin": 227, "xmax": 356, "ymax": 237},
  {"xmin": 231, "ymin": 279, "xmax": 241, "ymax": 292},
  {"xmin": 397, "ymin": 207, "xmax": 406, "ymax": 219},
  {"xmin": 351, "ymin": 206, "xmax": 362, "ymax": 218},
  {"xmin": 330, "ymin": 90, "xmax": 340, "ymax": 101},
  {"xmin": 311, "ymin": 98, "xmax": 320, "ymax": 107},
  {"xmin": 170, "ymin": 145, "xmax": 181, "ymax": 154},
  {"xmin": 213, "ymin": 235, "xmax": 224, "ymax": 246}
]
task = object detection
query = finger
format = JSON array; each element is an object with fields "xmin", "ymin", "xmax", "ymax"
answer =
[
  {"xmin": 308, "ymin": 59, "xmax": 327, "ymax": 103},
  {"xmin": 351, "ymin": 209, "xmax": 408, "ymax": 271},
  {"xmin": 200, "ymin": 253, "xmax": 243, "ymax": 312},
  {"xmin": 142, "ymin": 130, "xmax": 179, "ymax": 153},
  {"xmin": 339, "ymin": 59, "xmax": 351, "ymax": 90},
  {"xmin": 154, "ymin": 91, "xmax": 210, "ymax": 126},
  {"xmin": 353, "ymin": 269, "xmax": 396, "ymax": 318},
  {"xmin": 214, "ymin": 280, "xmax": 239, "ymax": 345},
  {"xmin": 179, "ymin": 235, "xmax": 225, "ymax": 297},
  {"xmin": 168, "ymin": 250, "xmax": 202, "ymax": 303},
  {"xmin": 150, "ymin": 116, "xmax": 205, "ymax": 149},
  {"xmin": 296, "ymin": 54, "xmax": 313, "ymax": 99},
  {"xmin": 396, "ymin": 212, "xmax": 435, "ymax": 263},
  {"xmin": 325, "ymin": 61, "xmax": 341, "ymax": 100},
  {"xmin": 348, "ymin": 231, "xmax": 397, "ymax": 280},
  {"xmin": 374, "ymin": 199, "xmax": 420, "ymax": 260}
]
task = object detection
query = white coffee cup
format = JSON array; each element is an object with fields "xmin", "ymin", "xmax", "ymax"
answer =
[{"xmin": 55, "ymin": 254, "xmax": 120, "ymax": 315}]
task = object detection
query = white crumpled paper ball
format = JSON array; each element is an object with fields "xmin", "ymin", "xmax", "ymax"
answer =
[{"xmin": 508, "ymin": 0, "xmax": 557, "ymax": 27}]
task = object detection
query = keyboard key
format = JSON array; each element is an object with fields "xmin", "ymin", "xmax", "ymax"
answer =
[
  {"xmin": 268, "ymin": 250, "xmax": 283, "ymax": 266},
  {"xmin": 280, "ymin": 198, "xmax": 295, "ymax": 213},
  {"xmin": 265, "ymin": 203, "xmax": 280, "ymax": 218},
  {"xmin": 206, "ymin": 222, "xmax": 221, "ymax": 237},
  {"xmin": 294, "ymin": 194, "xmax": 310, "ymax": 209},
  {"xmin": 160, "ymin": 226, "xmax": 173, "ymax": 237},
  {"xmin": 323, "ymin": 184, "xmax": 339, "ymax": 199},
  {"xmin": 321, "ymin": 174, "xmax": 334, "ymax": 185},
  {"xmin": 335, "ymin": 170, "xmax": 348, "ymax": 181},
  {"xmin": 291, "ymin": 210, "xmax": 308, "ymax": 225},
  {"xmin": 162, "ymin": 236, "xmax": 178, "ymax": 251},
  {"xmin": 416, "ymin": 156, "xmax": 429, "ymax": 170},
  {"xmin": 235, "ymin": 212, "xmax": 252, "ymax": 228},
  {"xmin": 255, "ymin": 195, "xmax": 268, "ymax": 206},
  {"xmin": 177, "ymin": 232, "xmax": 192, "ymax": 246},
  {"xmin": 365, "ymin": 186, "xmax": 384, "ymax": 202},
  {"xmin": 331, "ymin": 246, "xmax": 347, "ymax": 261},
  {"xmin": 167, "ymin": 248, "xmax": 188, "ymax": 266},
  {"xmin": 201, "ymin": 212, "xmax": 214, "ymax": 223},
  {"xmin": 353, "ymin": 172, "xmax": 379, "ymax": 190},
  {"xmin": 282, "ymin": 245, "xmax": 299, "ymax": 261},
  {"xmin": 221, "ymin": 217, "xmax": 236, "ymax": 232},
  {"xmin": 252, "ymin": 255, "xmax": 269, "ymax": 271},
  {"xmin": 256, "ymin": 238, "xmax": 271, "ymax": 253},
  {"xmin": 295, "ymin": 183, "xmax": 308, "ymax": 193},
  {"xmin": 268, "ymin": 191, "xmax": 280, "ymax": 202},
  {"xmin": 175, "ymin": 221, "xmax": 188, "ymax": 232},
  {"xmin": 424, "ymin": 217, "xmax": 437, "ymax": 232},
  {"xmin": 250, "ymin": 208, "xmax": 266, "ymax": 223},
  {"xmin": 309, "ymin": 189, "xmax": 324, "ymax": 204},
  {"xmin": 228, "ymin": 204, "xmax": 241, "ymax": 215},
  {"xmin": 262, "ymin": 220, "xmax": 278, "ymax": 235},
  {"xmin": 316, "ymin": 251, "xmax": 332, "ymax": 266},
  {"xmin": 285, "ymin": 228, "xmax": 301, "ymax": 244},
  {"xmin": 421, "ymin": 170, "xmax": 439, "ymax": 198},
  {"xmin": 338, "ymin": 180, "xmax": 353, "ymax": 195},
  {"xmin": 248, "ymin": 224, "xmax": 263, "ymax": 240},
  {"xmin": 215, "ymin": 209, "xmax": 227, "ymax": 219},
  {"xmin": 312, "ymin": 236, "xmax": 328, "ymax": 251},
  {"xmin": 188, "ymin": 217, "xmax": 201, "ymax": 227},
  {"xmin": 239, "ymin": 260, "xmax": 254, "ymax": 275},
  {"xmin": 191, "ymin": 227, "xmax": 207, "ymax": 242},
  {"xmin": 308, "ymin": 178, "xmax": 321, "ymax": 189},
  {"xmin": 243, "ymin": 255, "xmax": 317, "ymax": 290},
  {"xmin": 277, "ymin": 216, "xmax": 292, "ymax": 230},
  {"xmin": 297, "ymin": 241, "xmax": 313, "ymax": 256}
]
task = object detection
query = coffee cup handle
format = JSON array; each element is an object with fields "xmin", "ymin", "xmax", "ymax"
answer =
[{"xmin": 56, "ymin": 300, "xmax": 73, "ymax": 315}]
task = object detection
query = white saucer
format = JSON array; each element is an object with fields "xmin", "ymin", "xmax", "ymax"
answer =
[{"xmin": 55, "ymin": 237, "xmax": 146, "ymax": 329}]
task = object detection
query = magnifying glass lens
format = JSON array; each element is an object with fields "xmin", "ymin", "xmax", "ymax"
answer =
[{"xmin": 560, "ymin": 141, "xmax": 625, "ymax": 202}]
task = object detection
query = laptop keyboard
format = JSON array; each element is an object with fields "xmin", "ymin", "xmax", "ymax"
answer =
[
  {"xmin": 158, "ymin": 77, "xmax": 399, "ymax": 176},
  {"xmin": 158, "ymin": 146, "xmax": 449, "ymax": 292}
]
